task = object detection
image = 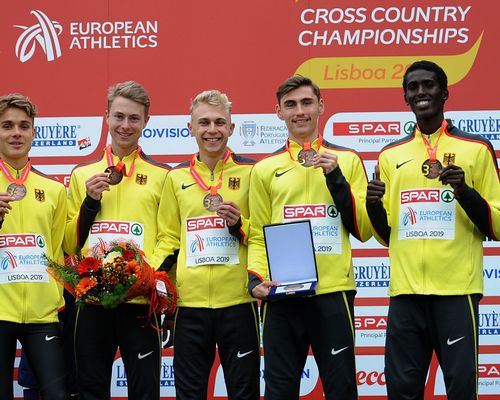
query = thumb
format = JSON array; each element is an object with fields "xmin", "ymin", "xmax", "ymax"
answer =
[{"xmin": 374, "ymin": 163, "xmax": 381, "ymax": 181}]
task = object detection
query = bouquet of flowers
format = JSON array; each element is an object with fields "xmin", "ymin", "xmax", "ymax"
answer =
[{"xmin": 46, "ymin": 241, "xmax": 177, "ymax": 315}]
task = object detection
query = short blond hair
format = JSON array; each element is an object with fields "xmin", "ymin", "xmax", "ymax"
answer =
[
  {"xmin": 0, "ymin": 93, "xmax": 37, "ymax": 122},
  {"xmin": 108, "ymin": 81, "xmax": 150, "ymax": 116},
  {"xmin": 190, "ymin": 90, "xmax": 232, "ymax": 115}
]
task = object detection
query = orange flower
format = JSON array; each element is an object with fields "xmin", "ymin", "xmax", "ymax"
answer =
[
  {"xmin": 77, "ymin": 257, "xmax": 101, "ymax": 275},
  {"xmin": 75, "ymin": 276, "xmax": 98, "ymax": 297}
]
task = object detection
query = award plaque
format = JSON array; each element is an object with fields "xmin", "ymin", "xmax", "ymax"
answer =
[{"xmin": 263, "ymin": 220, "xmax": 318, "ymax": 298}]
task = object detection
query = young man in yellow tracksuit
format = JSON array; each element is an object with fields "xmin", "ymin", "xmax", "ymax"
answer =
[
  {"xmin": 248, "ymin": 76, "xmax": 372, "ymax": 399},
  {"xmin": 64, "ymin": 81, "xmax": 169, "ymax": 400},
  {"xmin": 155, "ymin": 90, "xmax": 260, "ymax": 400},
  {"xmin": 366, "ymin": 60, "xmax": 500, "ymax": 400},
  {"xmin": 0, "ymin": 94, "xmax": 69, "ymax": 399}
]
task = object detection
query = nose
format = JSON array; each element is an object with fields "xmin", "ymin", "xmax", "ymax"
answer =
[{"xmin": 208, "ymin": 122, "xmax": 217, "ymax": 132}]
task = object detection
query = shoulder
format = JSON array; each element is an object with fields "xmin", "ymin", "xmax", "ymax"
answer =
[
  {"xmin": 29, "ymin": 166, "xmax": 66, "ymax": 191},
  {"xmin": 138, "ymin": 151, "xmax": 170, "ymax": 170}
]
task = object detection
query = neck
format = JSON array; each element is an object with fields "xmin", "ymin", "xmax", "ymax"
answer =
[
  {"xmin": 289, "ymin": 131, "xmax": 319, "ymax": 146},
  {"xmin": 111, "ymin": 144, "xmax": 138, "ymax": 159},
  {"xmin": 198, "ymin": 149, "xmax": 227, "ymax": 171},
  {"xmin": 1, "ymin": 157, "xmax": 29, "ymax": 171},
  {"xmin": 417, "ymin": 114, "xmax": 444, "ymax": 136}
]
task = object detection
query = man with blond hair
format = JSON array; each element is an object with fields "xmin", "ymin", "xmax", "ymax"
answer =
[
  {"xmin": 0, "ymin": 93, "xmax": 69, "ymax": 399},
  {"xmin": 65, "ymin": 81, "xmax": 169, "ymax": 399},
  {"xmin": 155, "ymin": 90, "xmax": 260, "ymax": 399}
]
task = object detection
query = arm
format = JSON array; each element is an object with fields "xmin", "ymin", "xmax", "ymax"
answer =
[
  {"xmin": 319, "ymin": 151, "xmax": 372, "ymax": 242},
  {"xmin": 366, "ymin": 163, "xmax": 390, "ymax": 246},
  {"xmin": 0, "ymin": 192, "xmax": 15, "ymax": 230},
  {"xmin": 150, "ymin": 172, "xmax": 180, "ymax": 271}
]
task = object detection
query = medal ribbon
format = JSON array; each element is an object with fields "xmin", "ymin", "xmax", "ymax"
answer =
[
  {"xmin": 419, "ymin": 120, "xmax": 447, "ymax": 161},
  {"xmin": 286, "ymin": 134, "xmax": 323, "ymax": 162},
  {"xmin": 0, "ymin": 159, "xmax": 31, "ymax": 186},
  {"xmin": 189, "ymin": 149, "xmax": 231, "ymax": 196},
  {"xmin": 105, "ymin": 145, "xmax": 141, "ymax": 177}
]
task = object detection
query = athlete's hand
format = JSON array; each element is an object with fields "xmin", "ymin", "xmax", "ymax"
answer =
[
  {"xmin": 162, "ymin": 317, "xmax": 174, "ymax": 348},
  {"xmin": 439, "ymin": 164, "xmax": 467, "ymax": 195},
  {"xmin": 217, "ymin": 201, "xmax": 240, "ymax": 227},
  {"xmin": 86, "ymin": 173, "xmax": 111, "ymax": 201},
  {"xmin": 0, "ymin": 192, "xmax": 15, "ymax": 221},
  {"xmin": 251, "ymin": 280, "xmax": 279, "ymax": 300},
  {"xmin": 313, "ymin": 152, "xmax": 338, "ymax": 174},
  {"xmin": 366, "ymin": 164, "xmax": 385, "ymax": 203}
]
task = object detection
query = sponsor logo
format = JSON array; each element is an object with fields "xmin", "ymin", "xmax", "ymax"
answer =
[
  {"xmin": 186, "ymin": 216, "xmax": 225, "ymax": 232},
  {"xmin": 0, "ymin": 234, "xmax": 37, "ymax": 248},
  {"xmin": 240, "ymin": 121, "xmax": 258, "ymax": 146},
  {"xmin": 403, "ymin": 207, "xmax": 418, "ymax": 226},
  {"xmin": 396, "ymin": 159, "xmax": 413, "ymax": 169},
  {"xmin": 403, "ymin": 121, "xmax": 416, "ymax": 135},
  {"xmin": 137, "ymin": 351, "xmax": 154, "ymax": 360},
  {"xmin": 447, "ymin": 336, "xmax": 465, "ymax": 346},
  {"xmin": 181, "ymin": 182, "xmax": 196, "ymax": 190},
  {"xmin": 333, "ymin": 121, "xmax": 400, "ymax": 136},
  {"xmin": 401, "ymin": 189, "xmax": 440, "ymax": 204},
  {"xmin": 236, "ymin": 350, "xmax": 254, "ymax": 358},
  {"xmin": 90, "ymin": 222, "xmax": 130, "ymax": 235},
  {"xmin": 355, "ymin": 316, "xmax": 387, "ymax": 330},
  {"xmin": 275, "ymin": 167, "xmax": 294, "ymax": 178},
  {"xmin": 283, "ymin": 204, "xmax": 338, "ymax": 219},
  {"xmin": 14, "ymin": 10, "xmax": 62, "ymax": 63},
  {"xmin": 331, "ymin": 346, "xmax": 348, "ymax": 355},
  {"xmin": 354, "ymin": 264, "xmax": 390, "ymax": 288},
  {"xmin": 1, "ymin": 251, "xmax": 18, "ymax": 270},
  {"xmin": 190, "ymin": 234, "xmax": 205, "ymax": 253},
  {"xmin": 478, "ymin": 364, "xmax": 500, "ymax": 378},
  {"xmin": 478, "ymin": 311, "xmax": 499, "ymax": 335},
  {"xmin": 78, "ymin": 137, "xmax": 92, "ymax": 149},
  {"xmin": 33, "ymin": 124, "xmax": 79, "ymax": 147},
  {"xmin": 142, "ymin": 127, "xmax": 190, "ymax": 139},
  {"xmin": 14, "ymin": 10, "xmax": 159, "ymax": 64},
  {"xmin": 357, "ymin": 370, "xmax": 386, "ymax": 386},
  {"xmin": 45, "ymin": 335, "xmax": 58, "ymax": 341}
]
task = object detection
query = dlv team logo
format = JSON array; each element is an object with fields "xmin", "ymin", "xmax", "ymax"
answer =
[{"xmin": 14, "ymin": 10, "xmax": 62, "ymax": 63}]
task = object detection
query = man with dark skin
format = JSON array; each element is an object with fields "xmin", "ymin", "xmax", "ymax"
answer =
[{"xmin": 366, "ymin": 60, "xmax": 500, "ymax": 399}]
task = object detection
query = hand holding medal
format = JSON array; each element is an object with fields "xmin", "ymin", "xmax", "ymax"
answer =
[
  {"xmin": 85, "ymin": 173, "xmax": 111, "ymax": 201},
  {"xmin": 0, "ymin": 192, "xmax": 14, "ymax": 221},
  {"xmin": 217, "ymin": 201, "xmax": 241, "ymax": 227},
  {"xmin": 312, "ymin": 151, "xmax": 338, "ymax": 174}
]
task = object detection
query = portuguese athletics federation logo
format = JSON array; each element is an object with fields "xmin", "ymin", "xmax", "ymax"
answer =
[{"xmin": 14, "ymin": 10, "xmax": 63, "ymax": 63}]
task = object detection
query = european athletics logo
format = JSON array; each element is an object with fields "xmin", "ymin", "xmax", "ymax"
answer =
[
  {"xmin": 190, "ymin": 234, "xmax": 205, "ymax": 253},
  {"xmin": 403, "ymin": 207, "xmax": 417, "ymax": 226},
  {"xmin": 1, "ymin": 251, "xmax": 18, "ymax": 270},
  {"xmin": 14, "ymin": 10, "xmax": 62, "ymax": 63}
]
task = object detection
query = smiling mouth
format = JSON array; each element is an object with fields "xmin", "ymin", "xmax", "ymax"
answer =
[{"xmin": 203, "ymin": 137, "xmax": 222, "ymax": 142}]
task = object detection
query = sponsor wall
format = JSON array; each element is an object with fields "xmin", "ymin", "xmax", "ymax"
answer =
[{"xmin": 1, "ymin": 0, "xmax": 499, "ymax": 398}]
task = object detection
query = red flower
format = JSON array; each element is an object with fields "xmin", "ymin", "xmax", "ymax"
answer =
[
  {"xmin": 77, "ymin": 257, "xmax": 102, "ymax": 275},
  {"xmin": 122, "ymin": 249, "xmax": 136, "ymax": 262}
]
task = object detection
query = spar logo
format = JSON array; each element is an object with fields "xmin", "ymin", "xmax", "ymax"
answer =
[
  {"xmin": 355, "ymin": 316, "xmax": 387, "ymax": 330},
  {"xmin": 333, "ymin": 121, "xmax": 400, "ymax": 136},
  {"xmin": 401, "ymin": 189, "xmax": 441, "ymax": 204},
  {"xmin": 186, "ymin": 216, "xmax": 225, "ymax": 232},
  {"xmin": 1, "ymin": 251, "xmax": 18, "ymax": 270},
  {"xmin": 478, "ymin": 364, "xmax": 500, "ymax": 378},
  {"xmin": 283, "ymin": 204, "xmax": 338, "ymax": 219},
  {"xmin": 403, "ymin": 207, "xmax": 418, "ymax": 226},
  {"xmin": 90, "ymin": 221, "xmax": 142, "ymax": 236},
  {"xmin": 190, "ymin": 234, "xmax": 205, "ymax": 253},
  {"xmin": 14, "ymin": 10, "xmax": 62, "ymax": 63}
]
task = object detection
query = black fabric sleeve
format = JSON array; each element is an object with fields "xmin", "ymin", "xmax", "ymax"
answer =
[
  {"xmin": 248, "ymin": 273, "xmax": 263, "ymax": 296},
  {"xmin": 366, "ymin": 201, "xmax": 391, "ymax": 245},
  {"xmin": 77, "ymin": 195, "xmax": 101, "ymax": 248},
  {"xmin": 324, "ymin": 166, "xmax": 361, "ymax": 240},
  {"xmin": 157, "ymin": 249, "xmax": 179, "ymax": 273},
  {"xmin": 455, "ymin": 186, "xmax": 494, "ymax": 239},
  {"xmin": 228, "ymin": 217, "xmax": 243, "ymax": 241}
]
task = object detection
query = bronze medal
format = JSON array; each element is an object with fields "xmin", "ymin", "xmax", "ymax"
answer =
[
  {"xmin": 105, "ymin": 166, "xmax": 123, "ymax": 185},
  {"xmin": 7, "ymin": 183, "xmax": 27, "ymax": 200},
  {"xmin": 421, "ymin": 159, "xmax": 442, "ymax": 179},
  {"xmin": 203, "ymin": 193, "xmax": 223, "ymax": 211},
  {"xmin": 297, "ymin": 148, "xmax": 317, "ymax": 167}
]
